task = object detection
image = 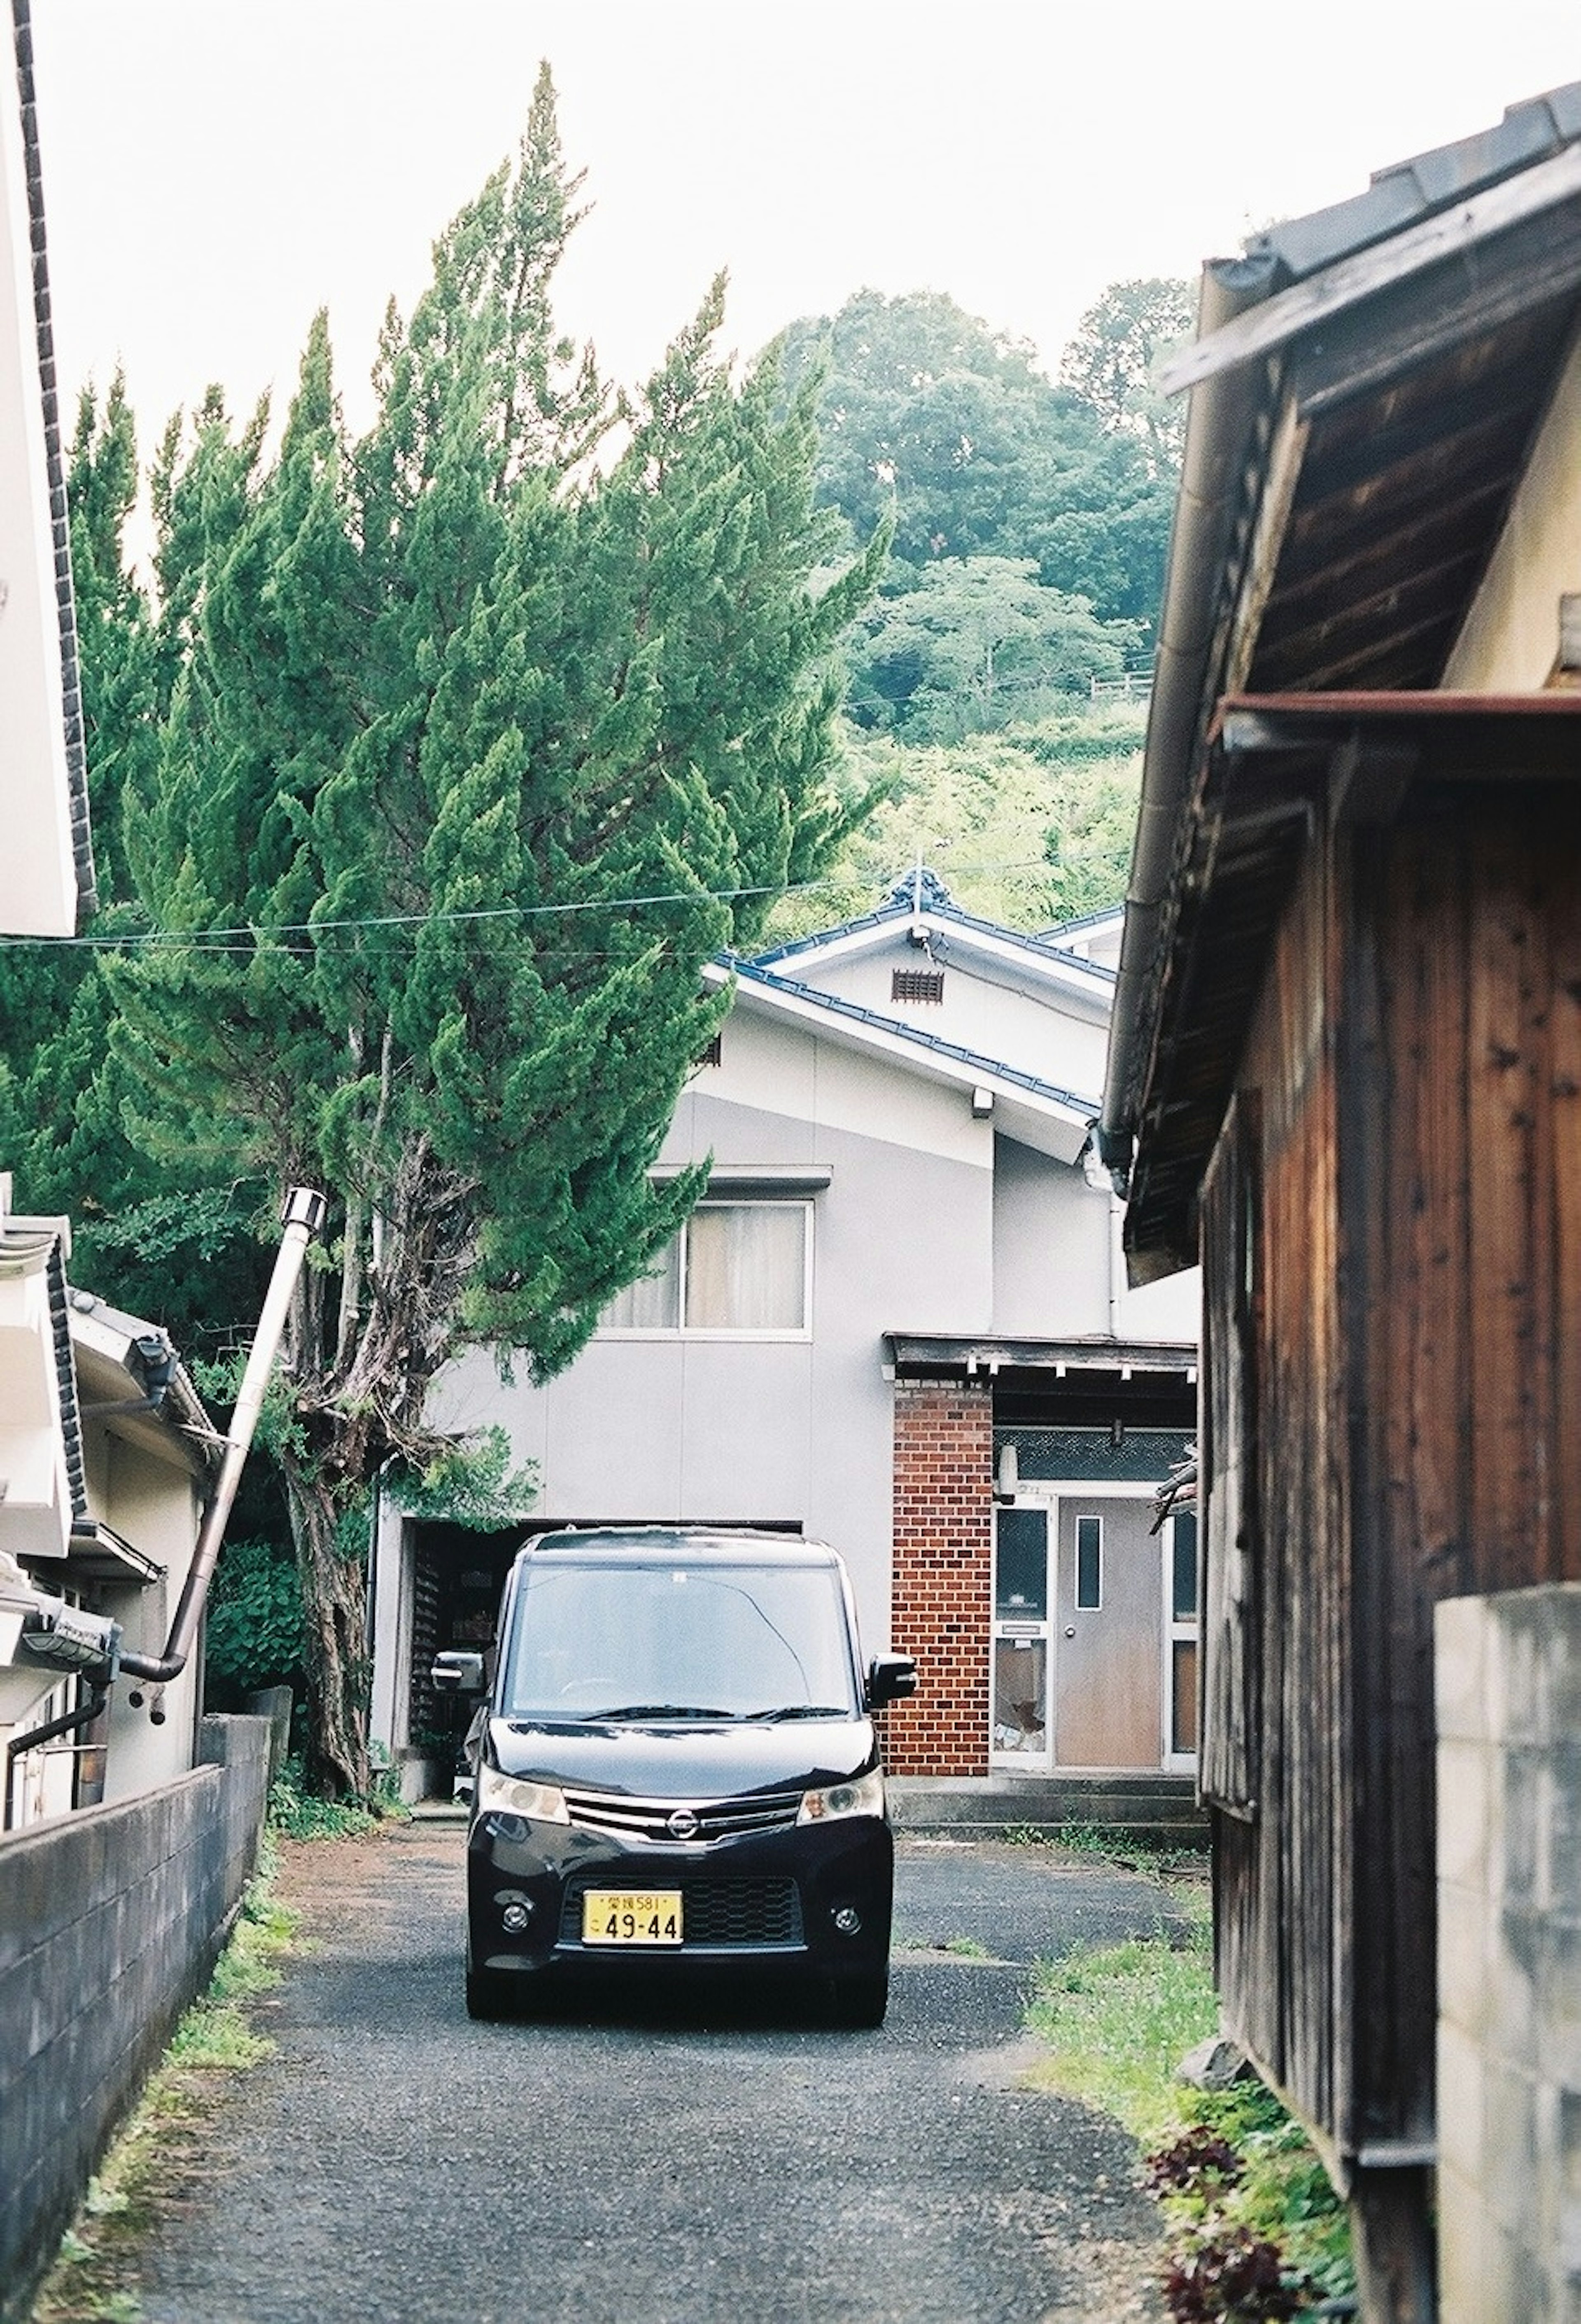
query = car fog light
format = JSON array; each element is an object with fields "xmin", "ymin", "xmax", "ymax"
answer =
[
  {"xmin": 832, "ymin": 1906, "xmax": 862, "ymax": 1935},
  {"xmin": 500, "ymin": 1901, "xmax": 532, "ymax": 1933}
]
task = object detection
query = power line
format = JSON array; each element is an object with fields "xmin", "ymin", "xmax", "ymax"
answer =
[{"xmin": 0, "ymin": 853, "xmax": 1071, "ymax": 955}]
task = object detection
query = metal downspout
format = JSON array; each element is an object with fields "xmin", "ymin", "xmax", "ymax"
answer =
[
  {"xmin": 119, "ymin": 1187, "xmax": 327, "ymax": 1699},
  {"xmin": 4, "ymin": 1682, "xmax": 109, "ymax": 1830},
  {"xmin": 1098, "ymin": 252, "xmax": 1282, "ymax": 1185}
]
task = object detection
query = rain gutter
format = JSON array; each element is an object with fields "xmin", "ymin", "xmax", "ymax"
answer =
[{"xmin": 1096, "ymin": 253, "xmax": 1280, "ymax": 1184}]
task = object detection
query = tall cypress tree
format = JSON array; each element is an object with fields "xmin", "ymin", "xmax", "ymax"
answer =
[{"xmin": 109, "ymin": 68, "xmax": 881, "ymax": 1792}]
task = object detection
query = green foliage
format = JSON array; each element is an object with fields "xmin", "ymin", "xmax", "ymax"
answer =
[
  {"xmin": 778, "ymin": 287, "xmax": 1175, "ymax": 628},
  {"xmin": 387, "ymin": 1425, "xmax": 536, "ymax": 1528},
  {"xmin": 848, "ymin": 555, "xmax": 1139, "ymax": 740},
  {"xmin": 1025, "ymin": 1885, "xmax": 1353, "ymax": 2309},
  {"xmin": 766, "ymin": 704, "xmax": 1143, "ymax": 938},
  {"xmin": 203, "ymin": 1536, "xmax": 307, "ymax": 1703},
  {"xmin": 268, "ymin": 1756, "xmax": 378, "ymax": 1839},
  {"xmin": 1060, "ymin": 277, "xmax": 1196, "ymax": 477}
]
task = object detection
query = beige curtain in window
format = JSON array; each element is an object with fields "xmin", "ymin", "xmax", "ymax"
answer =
[{"xmin": 684, "ymin": 1205, "xmax": 806, "ymax": 1329}]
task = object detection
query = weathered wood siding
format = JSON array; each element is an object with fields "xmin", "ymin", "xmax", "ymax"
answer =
[
  {"xmin": 1340, "ymin": 782, "xmax": 1581, "ymax": 2149},
  {"xmin": 1205, "ymin": 772, "xmax": 1581, "ymax": 2169},
  {"xmin": 1204, "ymin": 838, "xmax": 1349, "ymax": 2154}
]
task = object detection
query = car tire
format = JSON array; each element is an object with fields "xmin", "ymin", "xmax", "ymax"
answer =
[
  {"xmin": 465, "ymin": 1966, "xmax": 517, "ymax": 2021},
  {"xmin": 825, "ymin": 1965, "xmax": 888, "ymax": 2029}
]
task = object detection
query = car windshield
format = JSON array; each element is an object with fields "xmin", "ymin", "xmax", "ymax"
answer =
[{"xmin": 501, "ymin": 1559, "xmax": 860, "ymax": 1723}]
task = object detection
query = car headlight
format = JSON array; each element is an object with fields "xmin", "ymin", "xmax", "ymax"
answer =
[
  {"xmin": 797, "ymin": 1767, "xmax": 885, "ymax": 1824},
  {"xmin": 476, "ymin": 1765, "xmax": 569, "ymax": 1823}
]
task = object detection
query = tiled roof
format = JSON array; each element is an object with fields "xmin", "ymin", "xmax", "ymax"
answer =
[
  {"xmin": 723, "ymin": 958, "xmax": 1099, "ymax": 1117},
  {"xmin": 1249, "ymin": 81, "xmax": 1581, "ymax": 285},
  {"xmin": 11, "ymin": 0, "xmax": 95, "ymax": 923},
  {"xmin": 746, "ymin": 873, "xmax": 1115, "ymax": 985}
]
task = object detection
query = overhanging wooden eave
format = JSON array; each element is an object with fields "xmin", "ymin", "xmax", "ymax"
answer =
[{"xmin": 1123, "ymin": 694, "xmax": 1581, "ymax": 1276}]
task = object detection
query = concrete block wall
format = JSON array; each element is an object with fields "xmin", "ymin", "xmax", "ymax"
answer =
[
  {"xmin": 0, "ymin": 1714, "xmax": 270, "ymax": 2321},
  {"xmin": 1435, "ymin": 1585, "xmax": 1581, "ymax": 2324},
  {"xmin": 886, "ymin": 1380, "xmax": 992, "ymax": 1776}
]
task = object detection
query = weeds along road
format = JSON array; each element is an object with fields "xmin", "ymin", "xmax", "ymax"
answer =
[{"xmin": 138, "ymin": 1821, "xmax": 1175, "ymax": 2324}]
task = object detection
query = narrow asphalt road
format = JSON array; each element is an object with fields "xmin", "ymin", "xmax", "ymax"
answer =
[{"xmin": 137, "ymin": 1822, "xmax": 1179, "ymax": 2324}]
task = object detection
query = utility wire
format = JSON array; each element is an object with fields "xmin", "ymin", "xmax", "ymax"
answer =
[{"xmin": 0, "ymin": 854, "xmax": 1068, "ymax": 954}]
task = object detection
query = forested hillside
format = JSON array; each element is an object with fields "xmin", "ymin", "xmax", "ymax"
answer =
[{"xmin": 770, "ymin": 280, "xmax": 1189, "ymax": 932}]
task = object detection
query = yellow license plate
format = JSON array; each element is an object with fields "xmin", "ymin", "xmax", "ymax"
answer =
[{"xmin": 581, "ymin": 1890, "xmax": 683, "ymax": 1947}]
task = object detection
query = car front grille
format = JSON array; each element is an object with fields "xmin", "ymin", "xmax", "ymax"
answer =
[
  {"xmin": 560, "ymin": 1874, "xmax": 804, "ymax": 1950},
  {"xmin": 562, "ymin": 1786, "xmax": 803, "ymax": 1844}
]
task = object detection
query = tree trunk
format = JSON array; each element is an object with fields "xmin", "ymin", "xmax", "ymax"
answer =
[{"xmin": 284, "ymin": 1459, "xmax": 372, "ymax": 1798}]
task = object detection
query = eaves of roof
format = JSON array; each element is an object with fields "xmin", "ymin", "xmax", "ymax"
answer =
[
  {"xmin": 708, "ymin": 958, "xmax": 1098, "ymax": 1122},
  {"xmin": 1099, "ymin": 79, "xmax": 1581, "ymax": 1195},
  {"xmin": 11, "ymin": 0, "xmax": 95, "ymax": 924},
  {"xmin": 747, "ymin": 900, "xmax": 1115, "ymax": 992}
]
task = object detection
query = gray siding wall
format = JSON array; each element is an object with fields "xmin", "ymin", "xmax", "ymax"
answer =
[
  {"xmin": 0, "ymin": 1715, "xmax": 271, "ymax": 2321},
  {"xmin": 430, "ymin": 1058, "xmax": 995, "ymax": 1650},
  {"xmin": 992, "ymin": 1137, "xmax": 1112, "ymax": 1337}
]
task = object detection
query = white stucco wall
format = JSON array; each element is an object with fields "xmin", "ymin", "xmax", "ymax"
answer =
[{"xmin": 784, "ymin": 929, "xmax": 1110, "ymax": 1104}]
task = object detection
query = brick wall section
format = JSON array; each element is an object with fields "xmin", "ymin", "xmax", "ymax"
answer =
[
  {"xmin": 885, "ymin": 1379, "xmax": 993, "ymax": 1776},
  {"xmin": 0, "ymin": 1715, "xmax": 271, "ymax": 2322}
]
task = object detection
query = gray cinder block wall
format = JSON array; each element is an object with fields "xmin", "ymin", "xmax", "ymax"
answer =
[
  {"xmin": 0, "ymin": 1714, "xmax": 271, "ymax": 2321},
  {"xmin": 1436, "ymin": 1586, "xmax": 1581, "ymax": 2323}
]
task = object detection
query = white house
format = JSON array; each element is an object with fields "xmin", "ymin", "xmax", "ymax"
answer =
[{"xmin": 373, "ymin": 870, "xmax": 1201, "ymax": 1788}]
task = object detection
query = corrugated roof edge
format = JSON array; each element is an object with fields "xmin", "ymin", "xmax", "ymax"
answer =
[
  {"xmin": 722, "ymin": 958, "xmax": 1099, "ymax": 1116},
  {"xmin": 1249, "ymin": 80, "xmax": 1581, "ymax": 284},
  {"xmin": 11, "ymin": 0, "xmax": 95, "ymax": 925}
]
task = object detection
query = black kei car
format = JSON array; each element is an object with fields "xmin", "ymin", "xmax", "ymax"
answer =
[{"xmin": 433, "ymin": 1527, "xmax": 917, "ymax": 2028}]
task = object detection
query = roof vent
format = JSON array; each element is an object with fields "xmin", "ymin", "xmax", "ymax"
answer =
[{"xmin": 892, "ymin": 970, "xmax": 944, "ymax": 1004}]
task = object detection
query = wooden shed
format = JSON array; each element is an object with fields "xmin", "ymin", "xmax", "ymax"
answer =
[{"xmin": 1099, "ymin": 86, "xmax": 1581, "ymax": 2321}]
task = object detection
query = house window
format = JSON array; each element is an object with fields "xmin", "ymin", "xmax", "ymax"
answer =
[
  {"xmin": 1075, "ymin": 1515, "xmax": 1102, "ymax": 1609},
  {"xmin": 601, "ymin": 1202, "xmax": 811, "ymax": 1336},
  {"xmin": 891, "ymin": 969, "xmax": 944, "ymax": 1004}
]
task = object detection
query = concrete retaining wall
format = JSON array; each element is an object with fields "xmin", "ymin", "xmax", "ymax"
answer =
[
  {"xmin": 1436, "ymin": 1585, "xmax": 1581, "ymax": 2323},
  {"xmin": 0, "ymin": 1714, "xmax": 270, "ymax": 2319}
]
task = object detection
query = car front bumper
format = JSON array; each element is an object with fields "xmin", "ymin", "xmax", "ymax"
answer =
[{"xmin": 467, "ymin": 1806, "xmax": 893, "ymax": 1984}]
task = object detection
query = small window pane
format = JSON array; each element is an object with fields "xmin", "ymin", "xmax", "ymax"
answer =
[
  {"xmin": 1171, "ymin": 1640, "xmax": 1199, "ymax": 1754},
  {"xmin": 603, "ymin": 1236, "xmax": 681, "ymax": 1328},
  {"xmin": 685, "ymin": 1205, "xmax": 806, "ymax": 1330},
  {"xmin": 995, "ymin": 1508, "xmax": 1047, "ymax": 1618},
  {"xmin": 1075, "ymin": 1515, "xmax": 1102, "ymax": 1610},
  {"xmin": 1172, "ymin": 1509, "xmax": 1199, "ymax": 1622},
  {"xmin": 993, "ymin": 1636, "xmax": 1047, "ymax": 1753}
]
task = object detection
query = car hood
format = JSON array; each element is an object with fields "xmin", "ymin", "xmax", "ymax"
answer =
[{"xmin": 488, "ymin": 1713, "xmax": 876, "ymax": 1798}]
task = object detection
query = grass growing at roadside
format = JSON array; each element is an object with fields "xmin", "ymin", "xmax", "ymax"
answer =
[
  {"xmin": 29, "ymin": 1848, "xmax": 299, "ymax": 2324},
  {"xmin": 266, "ymin": 1757, "xmax": 380, "ymax": 1840},
  {"xmin": 1024, "ymin": 1881, "xmax": 1354, "ymax": 2314}
]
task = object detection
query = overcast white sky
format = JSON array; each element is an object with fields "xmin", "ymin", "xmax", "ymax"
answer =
[{"xmin": 30, "ymin": 1, "xmax": 1581, "ymax": 447}]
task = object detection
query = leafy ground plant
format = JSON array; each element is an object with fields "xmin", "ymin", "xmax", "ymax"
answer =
[
  {"xmin": 266, "ymin": 1755, "xmax": 385, "ymax": 1840},
  {"xmin": 1024, "ymin": 1882, "xmax": 1355, "ymax": 2319},
  {"xmin": 30, "ymin": 1853, "xmax": 298, "ymax": 2324}
]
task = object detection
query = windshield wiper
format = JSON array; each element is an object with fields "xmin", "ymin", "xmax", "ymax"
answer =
[
  {"xmin": 738, "ymin": 1704, "xmax": 851, "ymax": 1722},
  {"xmin": 590, "ymin": 1703, "xmax": 738, "ymax": 1723}
]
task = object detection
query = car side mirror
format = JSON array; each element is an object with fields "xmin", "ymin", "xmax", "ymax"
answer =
[
  {"xmin": 867, "ymin": 1654, "xmax": 918, "ymax": 1709},
  {"xmin": 431, "ymin": 1650, "xmax": 486, "ymax": 1696}
]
